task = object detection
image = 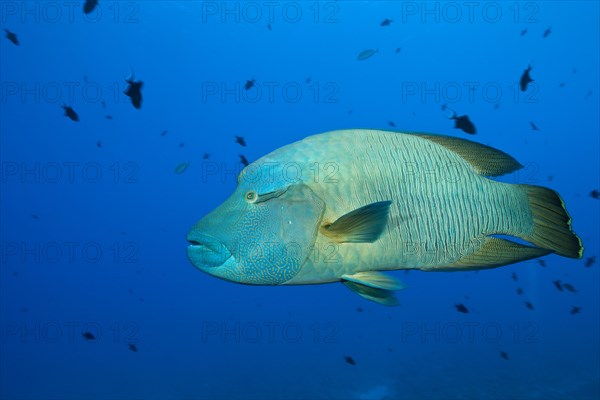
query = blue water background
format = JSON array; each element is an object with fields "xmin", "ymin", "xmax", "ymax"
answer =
[{"xmin": 1, "ymin": 1, "xmax": 599, "ymax": 399}]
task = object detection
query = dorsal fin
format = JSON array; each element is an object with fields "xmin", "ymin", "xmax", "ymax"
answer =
[{"xmin": 413, "ymin": 133, "xmax": 523, "ymax": 177}]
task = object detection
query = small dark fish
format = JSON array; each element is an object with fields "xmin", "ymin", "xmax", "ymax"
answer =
[
  {"xmin": 543, "ymin": 27, "xmax": 552, "ymax": 38},
  {"xmin": 530, "ymin": 121, "xmax": 539, "ymax": 131},
  {"xmin": 524, "ymin": 301, "xmax": 534, "ymax": 310},
  {"xmin": 20, "ymin": 307, "xmax": 29, "ymax": 313},
  {"xmin": 105, "ymin": 115, "xmax": 113, "ymax": 120},
  {"xmin": 235, "ymin": 136, "xmax": 247, "ymax": 147},
  {"xmin": 179, "ymin": 142, "xmax": 185, "ymax": 148},
  {"xmin": 500, "ymin": 351, "xmax": 509, "ymax": 360},
  {"xmin": 83, "ymin": 0, "xmax": 98, "ymax": 14},
  {"xmin": 455, "ymin": 303, "xmax": 469, "ymax": 314},
  {"xmin": 239, "ymin": 155, "xmax": 249, "ymax": 167},
  {"xmin": 559, "ymin": 82, "xmax": 565, "ymax": 88},
  {"xmin": 387, "ymin": 121, "xmax": 396, "ymax": 128},
  {"xmin": 448, "ymin": 111, "xmax": 476, "ymax": 135},
  {"xmin": 101, "ymin": 100, "xmax": 106, "ymax": 109},
  {"xmin": 570, "ymin": 306, "xmax": 582, "ymax": 315},
  {"xmin": 494, "ymin": 103, "xmax": 501, "ymax": 110},
  {"xmin": 160, "ymin": 130, "xmax": 168, "ymax": 136},
  {"xmin": 128, "ymin": 343, "xmax": 138, "ymax": 352},
  {"xmin": 31, "ymin": 214, "xmax": 39, "ymax": 220},
  {"xmin": 267, "ymin": 23, "xmax": 272, "ymax": 31},
  {"xmin": 356, "ymin": 307, "xmax": 364, "ymax": 313},
  {"xmin": 124, "ymin": 72, "xmax": 143, "ymax": 109},
  {"xmin": 395, "ymin": 47, "xmax": 401, "ymax": 54},
  {"xmin": 520, "ymin": 65, "xmax": 534, "ymax": 92},
  {"xmin": 552, "ymin": 280, "xmax": 563, "ymax": 291},
  {"xmin": 4, "ymin": 29, "xmax": 19, "ymax": 46},
  {"xmin": 562, "ymin": 283, "xmax": 577, "ymax": 293},
  {"xmin": 82, "ymin": 332, "xmax": 96, "ymax": 341},
  {"xmin": 380, "ymin": 19, "xmax": 392, "ymax": 27},
  {"xmin": 516, "ymin": 288, "xmax": 524, "ymax": 295},
  {"xmin": 511, "ymin": 272, "xmax": 518, "ymax": 282},
  {"xmin": 538, "ymin": 259, "xmax": 546, "ymax": 267},
  {"xmin": 62, "ymin": 105, "xmax": 79, "ymax": 122},
  {"xmin": 585, "ymin": 256, "xmax": 597, "ymax": 267},
  {"xmin": 244, "ymin": 79, "xmax": 256, "ymax": 90},
  {"xmin": 590, "ymin": 189, "xmax": 599, "ymax": 199},
  {"xmin": 202, "ymin": 153, "xmax": 210, "ymax": 160},
  {"xmin": 344, "ymin": 356, "xmax": 356, "ymax": 365},
  {"xmin": 520, "ymin": 28, "xmax": 528, "ymax": 36},
  {"xmin": 96, "ymin": 141, "xmax": 102, "ymax": 148},
  {"xmin": 357, "ymin": 49, "xmax": 378, "ymax": 61},
  {"xmin": 305, "ymin": 77, "xmax": 312, "ymax": 84},
  {"xmin": 547, "ymin": 176, "xmax": 553, "ymax": 182}
]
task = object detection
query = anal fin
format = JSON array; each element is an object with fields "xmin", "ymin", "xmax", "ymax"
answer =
[{"xmin": 432, "ymin": 237, "xmax": 552, "ymax": 271}]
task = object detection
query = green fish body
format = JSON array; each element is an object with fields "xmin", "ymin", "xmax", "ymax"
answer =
[
  {"xmin": 357, "ymin": 49, "xmax": 378, "ymax": 60},
  {"xmin": 187, "ymin": 130, "xmax": 583, "ymax": 305},
  {"xmin": 175, "ymin": 162, "xmax": 190, "ymax": 174}
]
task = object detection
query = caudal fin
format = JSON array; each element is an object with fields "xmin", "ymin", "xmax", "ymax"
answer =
[{"xmin": 521, "ymin": 185, "xmax": 583, "ymax": 258}]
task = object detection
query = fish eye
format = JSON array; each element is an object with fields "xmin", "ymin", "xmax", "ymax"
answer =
[{"xmin": 245, "ymin": 191, "xmax": 257, "ymax": 203}]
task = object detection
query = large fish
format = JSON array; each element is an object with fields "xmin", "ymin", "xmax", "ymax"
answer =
[{"xmin": 186, "ymin": 130, "xmax": 583, "ymax": 305}]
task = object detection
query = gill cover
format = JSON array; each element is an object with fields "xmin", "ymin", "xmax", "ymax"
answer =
[{"xmin": 229, "ymin": 183, "xmax": 325, "ymax": 284}]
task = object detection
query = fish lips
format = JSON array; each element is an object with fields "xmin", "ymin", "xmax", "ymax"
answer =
[{"xmin": 186, "ymin": 233, "xmax": 233, "ymax": 269}]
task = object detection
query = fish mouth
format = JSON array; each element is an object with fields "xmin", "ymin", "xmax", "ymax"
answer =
[{"xmin": 186, "ymin": 233, "xmax": 232, "ymax": 269}]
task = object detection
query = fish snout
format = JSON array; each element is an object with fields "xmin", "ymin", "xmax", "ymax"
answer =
[{"xmin": 186, "ymin": 232, "xmax": 232, "ymax": 269}]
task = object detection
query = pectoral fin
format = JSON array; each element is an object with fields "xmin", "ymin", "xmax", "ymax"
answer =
[
  {"xmin": 321, "ymin": 201, "xmax": 392, "ymax": 243},
  {"xmin": 342, "ymin": 281, "xmax": 399, "ymax": 306}
]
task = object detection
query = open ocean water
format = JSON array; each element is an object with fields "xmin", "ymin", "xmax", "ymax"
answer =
[{"xmin": 1, "ymin": 1, "xmax": 599, "ymax": 399}]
